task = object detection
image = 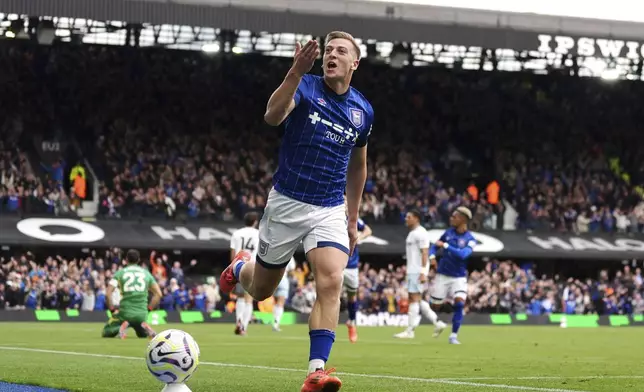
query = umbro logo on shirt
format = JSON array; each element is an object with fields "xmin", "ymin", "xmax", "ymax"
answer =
[{"xmin": 317, "ymin": 98, "xmax": 327, "ymax": 106}]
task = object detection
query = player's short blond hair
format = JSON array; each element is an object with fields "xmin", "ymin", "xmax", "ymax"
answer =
[{"xmin": 324, "ymin": 31, "xmax": 361, "ymax": 60}]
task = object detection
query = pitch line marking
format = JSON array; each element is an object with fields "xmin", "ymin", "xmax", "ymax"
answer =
[
  {"xmin": 0, "ymin": 346, "xmax": 589, "ymax": 392},
  {"xmin": 446, "ymin": 376, "xmax": 644, "ymax": 381}
]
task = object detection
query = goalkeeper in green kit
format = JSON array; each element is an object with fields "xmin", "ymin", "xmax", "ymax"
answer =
[{"xmin": 102, "ymin": 249, "xmax": 162, "ymax": 339}]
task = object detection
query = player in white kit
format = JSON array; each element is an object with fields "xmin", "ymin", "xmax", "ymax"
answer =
[
  {"xmin": 394, "ymin": 209, "xmax": 446, "ymax": 339},
  {"xmin": 229, "ymin": 212, "xmax": 260, "ymax": 336},
  {"xmin": 273, "ymin": 257, "xmax": 297, "ymax": 331}
]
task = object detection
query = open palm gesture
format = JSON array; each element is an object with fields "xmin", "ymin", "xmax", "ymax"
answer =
[{"xmin": 291, "ymin": 40, "xmax": 320, "ymax": 77}]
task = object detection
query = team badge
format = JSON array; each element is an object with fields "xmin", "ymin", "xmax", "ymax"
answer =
[
  {"xmin": 259, "ymin": 239, "xmax": 269, "ymax": 257},
  {"xmin": 458, "ymin": 239, "xmax": 466, "ymax": 248},
  {"xmin": 350, "ymin": 108, "xmax": 364, "ymax": 128}
]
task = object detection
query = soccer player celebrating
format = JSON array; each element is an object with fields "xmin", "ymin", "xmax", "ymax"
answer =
[
  {"xmin": 220, "ymin": 31, "xmax": 373, "ymax": 392},
  {"xmin": 230, "ymin": 212, "xmax": 260, "ymax": 336},
  {"xmin": 102, "ymin": 249, "xmax": 161, "ymax": 339},
  {"xmin": 343, "ymin": 195, "xmax": 372, "ymax": 343},
  {"xmin": 272, "ymin": 256, "xmax": 296, "ymax": 332},
  {"xmin": 429, "ymin": 206, "xmax": 476, "ymax": 345},
  {"xmin": 395, "ymin": 210, "xmax": 446, "ymax": 339}
]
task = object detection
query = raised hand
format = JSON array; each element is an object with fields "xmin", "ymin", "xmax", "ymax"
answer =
[{"xmin": 291, "ymin": 40, "xmax": 320, "ymax": 77}]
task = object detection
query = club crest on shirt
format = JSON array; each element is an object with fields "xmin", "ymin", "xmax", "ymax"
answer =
[
  {"xmin": 458, "ymin": 239, "xmax": 466, "ymax": 248},
  {"xmin": 259, "ymin": 239, "xmax": 269, "ymax": 257},
  {"xmin": 350, "ymin": 108, "xmax": 364, "ymax": 128}
]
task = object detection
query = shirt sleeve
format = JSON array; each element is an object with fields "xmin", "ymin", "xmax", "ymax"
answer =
[
  {"xmin": 467, "ymin": 236, "xmax": 478, "ymax": 249},
  {"xmin": 294, "ymin": 74, "xmax": 314, "ymax": 107},
  {"xmin": 355, "ymin": 105, "xmax": 374, "ymax": 148},
  {"xmin": 429, "ymin": 232, "xmax": 448, "ymax": 257},
  {"xmin": 444, "ymin": 234, "xmax": 476, "ymax": 260}
]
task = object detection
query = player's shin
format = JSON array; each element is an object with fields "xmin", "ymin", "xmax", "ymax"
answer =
[
  {"xmin": 273, "ymin": 304, "xmax": 284, "ymax": 327},
  {"xmin": 452, "ymin": 301, "xmax": 464, "ymax": 335},
  {"xmin": 347, "ymin": 295, "xmax": 358, "ymax": 324},
  {"xmin": 420, "ymin": 300, "xmax": 438, "ymax": 324},
  {"xmin": 235, "ymin": 298, "xmax": 246, "ymax": 324},
  {"xmin": 306, "ymin": 247, "xmax": 345, "ymax": 374},
  {"xmin": 308, "ymin": 328, "xmax": 336, "ymax": 374},
  {"xmin": 308, "ymin": 294, "xmax": 340, "ymax": 373},
  {"xmin": 406, "ymin": 302, "xmax": 421, "ymax": 333},
  {"xmin": 244, "ymin": 301, "xmax": 253, "ymax": 329},
  {"xmin": 234, "ymin": 259, "xmax": 252, "ymax": 287}
]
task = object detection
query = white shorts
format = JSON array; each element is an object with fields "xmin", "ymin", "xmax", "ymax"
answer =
[
  {"xmin": 431, "ymin": 273, "xmax": 468, "ymax": 305},
  {"xmin": 274, "ymin": 276, "xmax": 290, "ymax": 298},
  {"xmin": 343, "ymin": 268, "xmax": 359, "ymax": 292},
  {"xmin": 257, "ymin": 188, "xmax": 349, "ymax": 268},
  {"xmin": 407, "ymin": 273, "xmax": 423, "ymax": 294}
]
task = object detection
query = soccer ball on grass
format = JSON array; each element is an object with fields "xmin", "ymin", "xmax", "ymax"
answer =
[{"xmin": 146, "ymin": 329, "xmax": 200, "ymax": 385}]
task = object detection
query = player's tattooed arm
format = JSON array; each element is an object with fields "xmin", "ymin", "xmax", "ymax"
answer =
[{"xmin": 264, "ymin": 40, "xmax": 320, "ymax": 126}]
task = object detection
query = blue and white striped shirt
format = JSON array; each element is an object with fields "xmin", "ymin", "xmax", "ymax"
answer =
[
  {"xmin": 430, "ymin": 227, "xmax": 477, "ymax": 278},
  {"xmin": 273, "ymin": 74, "xmax": 374, "ymax": 207}
]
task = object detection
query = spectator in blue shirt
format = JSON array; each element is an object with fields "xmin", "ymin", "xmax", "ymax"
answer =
[{"xmin": 193, "ymin": 286, "xmax": 207, "ymax": 312}]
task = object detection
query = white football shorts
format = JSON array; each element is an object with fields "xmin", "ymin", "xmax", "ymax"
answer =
[
  {"xmin": 342, "ymin": 268, "xmax": 359, "ymax": 292},
  {"xmin": 257, "ymin": 188, "xmax": 349, "ymax": 269},
  {"xmin": 407, "ymin": 273, "xmax": 423, "ymax": 294},
  {"xmin": 430, "ymin": 273, "xmax": 468, "ymax": 305}
]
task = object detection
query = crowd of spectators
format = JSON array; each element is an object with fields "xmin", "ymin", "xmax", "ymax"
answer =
[
  {"xmin": 1, "ymin": 248, "xmax": 642, "ymax": 317},
  {"xmin": 1, "ymin": 42, "xmax": 644, "ymax": 232},
  {"xmin": 351, "ymin": 260, "xmax": 644, "ymax": 316},
  {"xmin": 0, "ymin": 249, "xmax": 221, "ymax": 313},
  {"xmin": 0, "ymin": 140, "xmax": 71, "ymax": 216}
]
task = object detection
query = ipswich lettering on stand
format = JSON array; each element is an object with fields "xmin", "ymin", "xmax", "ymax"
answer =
[{"xmin": 538, "ymin": 34, "xmax": 644, "ymax": 59}]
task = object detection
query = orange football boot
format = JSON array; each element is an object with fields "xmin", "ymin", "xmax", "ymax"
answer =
[
  {"xmin": 301, "ymin": 368, "xmax": 342, "ymax": 392},
  {"xmin": 219, "ymin": 250, "xmax": 252, "ymax": 294},
  {"xmin": 347, "ymin": 322, "xmax": 358, "ymax": 344}
]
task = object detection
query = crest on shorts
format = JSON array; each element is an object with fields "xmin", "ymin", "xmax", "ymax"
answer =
[
  {"xmin": 259, "ymin": 239, "xmax": 269, "ymax": 257},
  {"xmin": 350, "ymin": 108, "xmax": 364, "ymax": 128}
]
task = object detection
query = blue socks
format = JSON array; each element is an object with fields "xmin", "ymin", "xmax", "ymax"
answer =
[
  {"xmin": 452, "ymin": 301, "xmax": 464, "ymax": 334},
  {"xmin": 233, "ymin": 261, "xmax": 245, "ymax": 280},
  {"xmin": 309, "ymin": 329, "xmax": 335, "ymax": 369},
  {"xmin": 348, "ymin": 299, "xmax": 359, "ymax": 322}
]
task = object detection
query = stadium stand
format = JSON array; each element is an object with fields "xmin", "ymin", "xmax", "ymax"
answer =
[
  {"xmin": 1, "ymin": 38, "xmax": 644, "ymax": 319},
  {"xmin": 1, "ymin": 250, "xmax": 641, "ymax": 316},
  {"xmin": 1, "ymin": 46, "xmax": 644, "ymax": 232},
  {"xmin": 2, "ymin": 43, "xmax": 642, "ymax": 231}
]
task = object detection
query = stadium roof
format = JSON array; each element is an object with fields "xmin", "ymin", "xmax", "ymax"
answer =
[{"xmin": 0, "ymin": 0, "xmax": 643, "ymax": 80}]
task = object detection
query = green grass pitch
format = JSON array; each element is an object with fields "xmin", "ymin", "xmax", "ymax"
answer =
[{"xmin": 0, "ymin": 323, "xmax": 641, "ymax": 391}]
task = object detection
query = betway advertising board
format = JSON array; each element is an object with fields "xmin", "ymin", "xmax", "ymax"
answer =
[{"xmin": 1, "ymin": 217, "xmax": 643, "ymax": 260}]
